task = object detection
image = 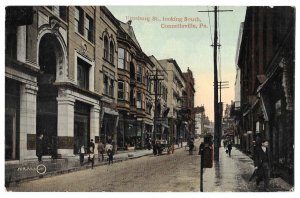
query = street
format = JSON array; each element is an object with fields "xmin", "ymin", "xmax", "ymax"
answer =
[
  {"xmin": 6, "ymin": 139, "xmax": 292, "ymax": 192},
  {"xmin": 7, "ymin": 142, "xmax": 201, "ymax": 192}
]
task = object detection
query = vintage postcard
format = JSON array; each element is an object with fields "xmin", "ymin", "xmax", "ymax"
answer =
[{"xmin": 4, "ymin": 4, "xmax": 295, "ymax": 193}]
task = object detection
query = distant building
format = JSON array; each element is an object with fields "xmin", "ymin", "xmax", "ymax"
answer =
[
  {"xmin": 158, "ymin": 59, "xmax": 186, "ymax": 141},
  {"xmin": 182, "ymin": 67, "xmax": 196, "ymax": 139}
]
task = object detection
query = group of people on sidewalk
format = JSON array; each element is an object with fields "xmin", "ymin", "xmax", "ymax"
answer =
[
  {"xmin": 79, "ymin": 139, "xmax": 115, "ymax": 168},
  {"xmin": 223, "ymin": 137, "xmax": 271, "ymax": 192}
]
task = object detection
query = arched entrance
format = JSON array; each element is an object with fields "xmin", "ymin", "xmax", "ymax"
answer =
[{"xmin": 37, "ymin": 33, "xmax": 64, "ymax": 156}]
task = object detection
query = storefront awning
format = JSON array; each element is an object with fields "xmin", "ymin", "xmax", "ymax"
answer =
[{"xmin": 101, "ymin": 107, "xmax": 119, "ymax": 119}]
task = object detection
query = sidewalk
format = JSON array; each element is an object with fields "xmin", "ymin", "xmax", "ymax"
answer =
[
  {"xmin": 5, "ymin": 142, "xmax": 187, "ymax": 187},
  {"xmin": 202, "ymin": 146, "xmax": 293, "ymax": 192}
]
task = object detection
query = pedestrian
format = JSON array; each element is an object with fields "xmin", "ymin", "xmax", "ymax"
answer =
[
  {"xmin": 156, "ymin": 140, "xmax": 162, "ymax": 155},
  {"xmin": 36, "ymin": 133, "xmax": 44, "ymax": 162},
  {"xmin": 88, "ymin": 139, "xmax": 95, "ymax": 169},
  {"xmin": 152, "ymin": 139, "xmax": 157, "ymax": 155},
  {"xmin": 79, "ymin": 144, "xmax": 85, "ymax": 165},
  {"xmin": 223, "ymin": 139, "xmax": 227, "ymax": 148},
  {"xmin": 180, "ymin": 136, "xmax": 183, "ymax": 148},
  {"xmin": 254, "ymin": 139, "xmax": 271, "ymax": 192},
  {"xmin": 189, "ymin": 139, "xmax": 194, "ymax": 155},
  {"xmin": 97, "ymin": 141, "xmax": 105, "ymax": 161},
  {"xmin": 227, "ymin": 141, "xmax": 232, "ymax": 157},
  {"xmin": 105, "ymin": 142, "xmax": 114, "ymax": 165}
]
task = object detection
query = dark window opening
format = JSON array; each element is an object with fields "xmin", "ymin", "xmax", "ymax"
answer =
[
  {"xmin": 109, "ymin": 41, "xmax": 114, "ymax": 64},
  {"xmin": 5, "ymin": 25, "xmax": 17, "ymax": 58},
  {"xmin": 75, "ymin": 7, "xmax": 84, "ymax": 35},
  {"xmin": 59, "ymin": 6, "xmax": 67, "ymax": 21},
  {"xmin": 104, "ymin": 36, "xmax": 109, "ymax": 60},
  {"xmin": 77, "ymin": 58, "xmax": 90, "ymax": 90},
  {"xmin": 118, "ymin": 81, "xmax": 125, "ymax": 99},
  {"xmin": 85, "ymin": 14, "xmax": 94, "ymax": 43}
]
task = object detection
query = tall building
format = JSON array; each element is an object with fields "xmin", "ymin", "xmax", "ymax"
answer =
[
  {"xmin": 149, "ymin": 56, "xmax": 169, "ymax": 141},
  {"xmin": 237, "ymin": 6, "xmax": 295, "ymax": 184},
  {"xmin": 158, "ymin": 59, "xmax": 186, "ymax": 142},
  {"xmin": 182, "ymin": 67, "xmax": 196, "ymax": 138},
  {"xmin": 115, "ymin": 18, "xmax": 155, "ymax": 149},
  {"xmin": 5, "ymin": 6, "xmax": 111, "ymax": 160},
  {"xmin": 5, "ymin": 6, "xmax": 193, "ymax": 162}
]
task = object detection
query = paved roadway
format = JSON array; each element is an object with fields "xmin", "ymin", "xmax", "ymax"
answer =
[{"xmin": 7, "ymin": 141, "xmax": 201, "ymax": 192}]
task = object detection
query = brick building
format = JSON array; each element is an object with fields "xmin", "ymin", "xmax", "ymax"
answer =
[{"xmin": 237, "ymin": 6, "xmax": 295, "ymax": 184}]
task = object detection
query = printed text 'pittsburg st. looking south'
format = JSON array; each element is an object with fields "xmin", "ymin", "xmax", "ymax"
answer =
[{"xmin": 125, "ymin": 16, "xmax": 208, "ymax": 29}]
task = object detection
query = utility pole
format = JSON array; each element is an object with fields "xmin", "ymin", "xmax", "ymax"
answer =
[
  {"xmin": 149, "ymin": 69, "xmax": 164, "ymax": 140},
  {"xmin": 213, "ymin": 6, "xmax": 219, "ymax": 161},
  {"xmin": 198, "ymin": 7, "xmax": 233, "ymax": 162}
]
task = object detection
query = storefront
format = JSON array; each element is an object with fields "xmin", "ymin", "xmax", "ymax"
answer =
[
  {"xmin": 5, "ymin": 78, "xmax": 20, "ymax": 160},
  {"xmin": 101, "ymin": 107, "xmax": 118, "ymax": 144},
  {"xmin": 74, "ymin": 101, "xmax": 91, "ymax": 154}
]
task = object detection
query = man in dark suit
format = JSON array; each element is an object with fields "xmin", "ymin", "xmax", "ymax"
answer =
[
  {"xmin": 36, "ymin": 134, "xmax": 44, "ymax": 162},
  {"xmin": 254, "ymin": 139, "xmax": 271, "ymax": 192}
]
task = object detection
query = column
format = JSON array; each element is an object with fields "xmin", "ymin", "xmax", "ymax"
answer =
[
  {"xmin": 56, "ymin": 93, "xmax": 75, "ymax": 157},
  {"xmin": 90, "ymin": 105, "xmax": 100, "ymax": 145},
  {"xmin": 17, "ymin": 26, "xmax": 26, "ymax": 62},
  {"xmin": 20, "ymin": 83, "xmax": 38, "ymax": 161}
]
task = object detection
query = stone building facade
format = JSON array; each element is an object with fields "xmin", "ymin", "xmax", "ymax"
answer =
[
  {"xmin": 158, "ymin": 59, "xmax": 186, "ymax": 142},
  {"xmin": 5, "ymin": 6, "xmax": 118, "ymax": 161},
  {"xmin": 5, "ymin": 6, "xmax": 195, "ymax": 162}
]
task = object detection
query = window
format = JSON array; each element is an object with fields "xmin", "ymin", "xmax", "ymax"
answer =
[
  {"xmin": 118, "ymin": 81, "xmax": 125, "ymax": 99},
  {"xmin": 104, "ymin": 75, "xmax": 109, "ymax": 95},
  {"xmin": 77, "ymin": 58, "xmax": 90, "ymax": 89},
  {"xmin": 109, "ymin": 41, "xmax": 114, "ymax": 64},
  {"xmin": 104, "ymin": 75, "xmax": 114, "ymax": 97},
  {"xmin": 85, "ymin": 14, "xmax": 94, "ymax": 43},
  {"xmin": 75, "ymin": 7, "xmax": 84, "ymax": 35},
  {"xmin": 5, "ymin": 26, "xmax": 17, "ymax": 58},
  {"xmin": 104, "ymin": 36, "xmax": 109, "ymax": 60},
  {"xmin": 47, "ymin": 6, "xmax": 67, "ymax": 21},
  {"xmin": 137, "ymin": 66, "xmax": 142, "ymax": 83},
  {"xmin": 118, "ymin": 48, "xmax": 125, "ymax": 69},
  {"xmin": 137, "ymin": 91, "xmax": 142, "ymax": 109},
  {"xmin": 59, "ymin": 6, "xmax": 67, "ymax": 21},
  {"xmin": 109, "ymin": 79, "xmax": 114, "ymax": 97}
]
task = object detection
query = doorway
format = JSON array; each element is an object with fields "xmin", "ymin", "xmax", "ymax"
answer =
[{"xmin": 5, "ymin": 78, "xmax": 20, "ymax": 160}]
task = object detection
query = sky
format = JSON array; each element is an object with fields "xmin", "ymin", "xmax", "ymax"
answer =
[{"xmin": 107, "ymin": 6, "xmax": 246, "ymax": 121}]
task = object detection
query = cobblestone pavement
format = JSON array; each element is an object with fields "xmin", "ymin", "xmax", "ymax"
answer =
[{"xmin": 6, "ymin": 141, "xmax": 201, "ymax": 192}]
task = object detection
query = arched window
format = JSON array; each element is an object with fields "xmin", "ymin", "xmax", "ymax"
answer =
[
  {"xmin": 104, "ymin": 36, "xmax": 109, "ymax": 60},
  {"xmin": 109, "ymin": 41, "xmax": 114, "ymax": 64}
]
